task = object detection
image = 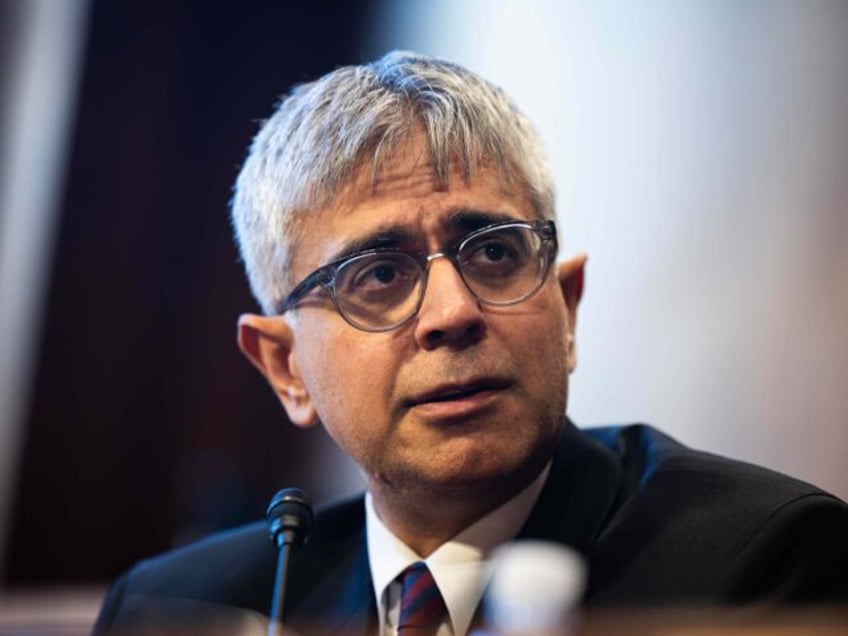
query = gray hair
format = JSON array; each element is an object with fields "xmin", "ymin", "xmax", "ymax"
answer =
[{"xmin": 231, "ymin": 50, "xmax": 555, "ymax": 315}]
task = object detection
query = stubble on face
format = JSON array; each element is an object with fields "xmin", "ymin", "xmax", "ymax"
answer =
[{"xmin": 286, "ymin": 145, "xmax": 572, "ymax": 516}]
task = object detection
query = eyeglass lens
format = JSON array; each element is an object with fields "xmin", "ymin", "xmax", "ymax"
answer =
[{"xmin": 333, "ymin": 224, "xmax": 549, "ymax": 331}]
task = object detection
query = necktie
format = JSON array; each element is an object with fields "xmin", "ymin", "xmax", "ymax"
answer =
[{"xmin": 397, "ymin": 561, "xmax": 448, "ymax": 635}]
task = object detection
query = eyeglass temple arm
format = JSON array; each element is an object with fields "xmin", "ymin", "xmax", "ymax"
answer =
[{"xmin": 280, "ymin": 267, "xmax": 331, "ymax": 314}]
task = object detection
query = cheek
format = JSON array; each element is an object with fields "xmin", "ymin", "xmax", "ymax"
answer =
[
  {"xmin": 514, "ymin": 292, "xmax": 572, "ymax": 393},
  {"xmin": 298, "ymin": 331, "xmax": 407, "ymax": 477},
  {"xmin": 522, "ymin": 277, "xmax": 570, "ymax": 329},
  {"xmin": 297, "ymin": 327, "xmax": 401, "ymax": 429}
]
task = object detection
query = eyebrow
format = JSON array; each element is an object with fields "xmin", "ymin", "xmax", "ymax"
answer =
[
  {"xmin": 447, "ymin": 209, "xmax": 519, "ymax": 232},
  {"xmin": 328, "ymin": 228, "xmax": 413, "ymax": 263},
  {"xmin": 328, "ymin": 209, "xmax": 523, "ymax": 263}
]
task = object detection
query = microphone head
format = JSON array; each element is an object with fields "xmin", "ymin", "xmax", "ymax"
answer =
[
  {"xmin": 484, "ymin": 541, "xmax": 586, "ymax": 634},
  {"xmin": 266, "ymin": 487, "xmax": 313, "ymax": 549}
]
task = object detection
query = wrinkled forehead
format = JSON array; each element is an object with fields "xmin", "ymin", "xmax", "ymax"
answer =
[{"xmin": 294, "ymin": 146, "xmax": 532, "ymax": 253}]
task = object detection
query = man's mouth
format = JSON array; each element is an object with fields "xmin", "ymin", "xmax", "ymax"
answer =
[{"xmin": 406, "ymin": 378, "xmax": 510, "ymax": 407}]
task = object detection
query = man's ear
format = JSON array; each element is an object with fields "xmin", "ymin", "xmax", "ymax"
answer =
[
  {"xmin": 557, "ymin": 253, "xmax": 587, "ymax": 373},
  {"xmin": 237, "ymin": 313, "xmax": 319, "ymax": 428}
]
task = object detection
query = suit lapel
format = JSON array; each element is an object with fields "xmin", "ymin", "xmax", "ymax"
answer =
[
  {"xmin": 287, "ymin": 498, "xmax": 377, "ymax": 636},
  {"xmin": 518, "ymin": 420, "xmax": 621, "ymax": 555},
  {"xmin": 289, "ymin": 540, "xmax": 375, "ymax": 635},
  {"xmin": 470, "ymin": 421, "xmax": 622, "ymax": 628}
]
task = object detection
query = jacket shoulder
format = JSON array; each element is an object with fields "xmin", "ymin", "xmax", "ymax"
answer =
[
  {"xmin": 94, "ymin": 494, "xmax": 367, "ymax": 634},
  {"xmin": 582, "ymin": 424, "xmax": 848, "ymax": 605},
  {"xmin": 584, "ymin": 423, "xmax": 833, "ymax": 506}
]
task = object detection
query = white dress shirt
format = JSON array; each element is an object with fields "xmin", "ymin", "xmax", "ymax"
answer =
[{"xmin": 366, "ymin": 465, "xmax": 550, "ymax": 636}]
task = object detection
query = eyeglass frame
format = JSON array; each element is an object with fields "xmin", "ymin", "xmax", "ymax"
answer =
[{"xmin": 279, "ymin": 218, "xmax": 558, "ymax": 332}]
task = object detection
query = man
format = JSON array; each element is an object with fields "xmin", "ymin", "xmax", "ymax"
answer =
[{"xmin": 94, "ymin": 51, "xmax": 848, "ymax": 635}]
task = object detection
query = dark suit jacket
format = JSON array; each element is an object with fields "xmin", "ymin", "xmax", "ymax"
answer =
[{"xmin": 93, "ymin": 423, "xmax": 848, "ymax": 634}]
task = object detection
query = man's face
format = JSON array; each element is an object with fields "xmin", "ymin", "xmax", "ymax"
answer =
[{"xmin": 250, "ymin": 142, "xmax": 579, "ymax": 502}]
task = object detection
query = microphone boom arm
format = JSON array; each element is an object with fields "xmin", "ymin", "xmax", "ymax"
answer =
[{"xmin": 266, "ymin": 488, "xmax": 313, "ymax": 636}]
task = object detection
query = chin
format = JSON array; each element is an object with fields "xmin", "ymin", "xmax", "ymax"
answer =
[{"xmin": 418, "ymin": 446, "xmax": 541, "ymax": 492}]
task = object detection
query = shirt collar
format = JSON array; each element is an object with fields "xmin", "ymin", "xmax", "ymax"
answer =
[{"xmin": 366, "ymin": 464, "xmax": 550, "ymax": 635}]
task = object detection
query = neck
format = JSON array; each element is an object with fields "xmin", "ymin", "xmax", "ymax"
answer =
[{"xmin": 368, "ymin": 465, "xmax": 547, "ymax": 557}]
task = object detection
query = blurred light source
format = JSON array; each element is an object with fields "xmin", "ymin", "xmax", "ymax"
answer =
[{"xmin": 0, "ymin": 0, "xmax": 90, "ymax": 578}]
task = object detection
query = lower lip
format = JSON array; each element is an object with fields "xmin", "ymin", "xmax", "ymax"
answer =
[{"xmin": 410, "ymin": 389, "xmax": 503, "ymax": 420}]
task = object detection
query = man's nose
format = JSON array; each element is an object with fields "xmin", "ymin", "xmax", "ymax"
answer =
[{"xmin": 412, "ymin": 257, "xmax": 484, "ymax": 349}]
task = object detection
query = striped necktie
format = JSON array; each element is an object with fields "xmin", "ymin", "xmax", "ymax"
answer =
[{"xmin": 397, "ymin": 561, "xmax": 448, "ymax": 635}]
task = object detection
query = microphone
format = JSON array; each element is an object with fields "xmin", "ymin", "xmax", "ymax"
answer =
[
  {"xmin": 266, "ymin": 488, "xmax": 313, "ymax": 636},
  {"xmin": 480, "ymin": 541, "xmax": 586, "ymax": 635}
]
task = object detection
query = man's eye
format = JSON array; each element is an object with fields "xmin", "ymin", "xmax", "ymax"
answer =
[
  {"xmin": 353, "ymin": 262, "xmax": 398, "ymax": 288},
  {"xmin": 344, "ymin": 257, "xmax": 415, "ymax": 295},
  {"xmin": 482, "ymin": 241, "xmax": 509, "ymax": 262},
  {"xmin": 466, "ymin": 239, "xmax": 521, "ymax": 269},
  {"xmin": 369, "ymin": 263, "xmax": 397, "ymax": 284}
]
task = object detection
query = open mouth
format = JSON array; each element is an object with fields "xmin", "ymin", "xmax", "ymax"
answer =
[
  {"xmin": 408, "ymin": 379, "xmax": 509, "ymax": 407},
  {"xmin": 428, "ymin": 385, "xmax": 491, "ymax": 402}
]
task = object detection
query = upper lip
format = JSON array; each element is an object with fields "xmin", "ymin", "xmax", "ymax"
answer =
[{"xmin": 404, "ymin": 377, "xmax": 511, "ymax": 407}]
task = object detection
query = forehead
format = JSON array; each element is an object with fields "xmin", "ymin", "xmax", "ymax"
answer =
[{"xmin": 290, "ymin": 142, "xmax": 535, "ymax": 278}]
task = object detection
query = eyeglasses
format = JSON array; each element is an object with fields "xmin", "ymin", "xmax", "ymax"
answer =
[{"xmin": 281, "ymin": 219, "xmax": 558, "ymax": 332}]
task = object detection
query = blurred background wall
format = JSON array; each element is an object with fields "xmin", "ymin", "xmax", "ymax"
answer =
[
  {"xmin": 375, "ymin": 0, "xmax": 848, "ymax": 504},
  {"xmin": 1, "ymin": 0, "xmax": 846, "ymax": 594}
]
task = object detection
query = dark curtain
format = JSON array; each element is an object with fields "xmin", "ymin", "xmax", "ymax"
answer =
[{"xmin": 4, "ymin": 0, "xmax": 376, "ymax": 584}]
